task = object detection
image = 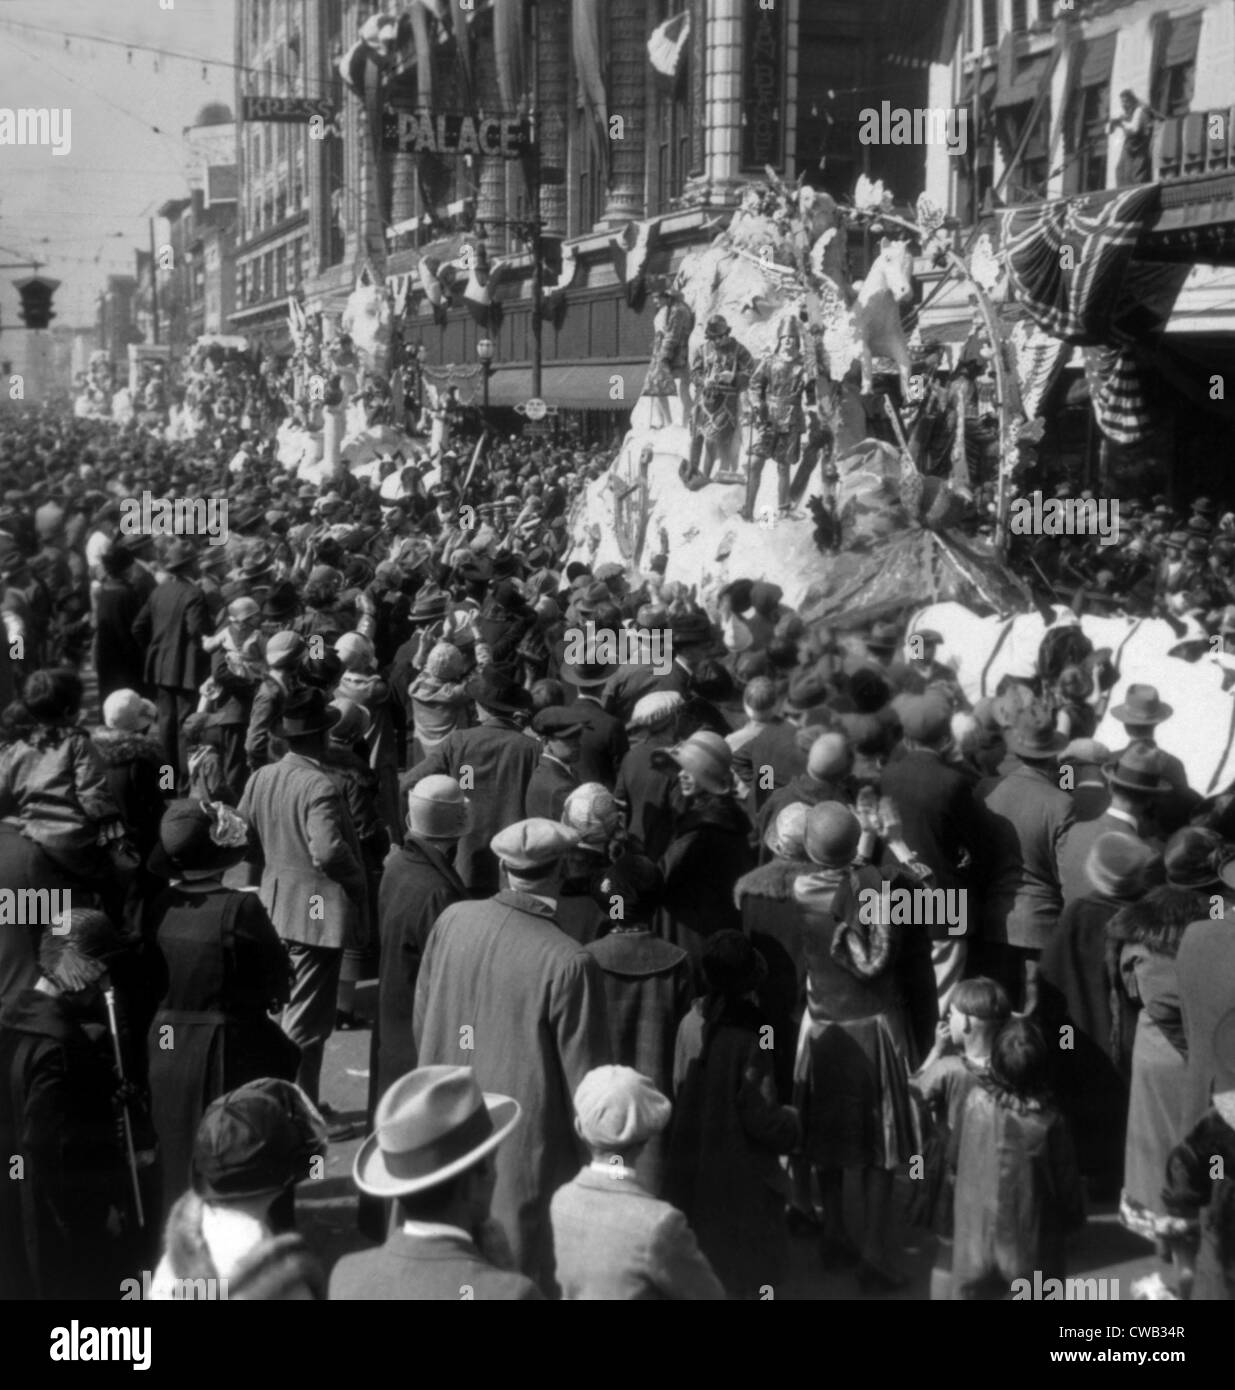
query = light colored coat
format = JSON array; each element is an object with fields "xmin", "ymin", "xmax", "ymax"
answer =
[
  {"xmin": 238, "ymin": 751, "xmax": 366, "ymax": 950},
  {"xmin": 413, "ymin": 890, "xmax": 611, "ymax": 1294},
  {"xmin": 550, "ymin": 1167, "xmax": 724, "ymax": 1300}
]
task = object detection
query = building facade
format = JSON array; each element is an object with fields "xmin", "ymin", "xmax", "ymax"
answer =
[{"xmin": 232, "ymin": 0, "xmax": 315, "ymax": 351}]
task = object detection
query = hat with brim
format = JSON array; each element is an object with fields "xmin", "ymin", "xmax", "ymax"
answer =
[
  {"xmin": 275, "ymin": 691, "xmax": 343, "ymax": 739},
  {"xmin": 1104, "ymin": 746, "xmax": 1171, "ymax": 794},
  {"xmin": 1111, "ymin": 685, "xmax": 1173, "ymax": 725},
  {"xmin": 652, "ymin": 731, "xmax": 733, "ymax": 796},
  {"xmin": 864, "ymin": 621, "xmax": 900, "ymax": 654},
  {"xmin": 569, "ymin": 661, "xmax": 613, "ymax": 689},
  {"xmin": 354, "ymin": 1067, "xmax": 520, "ymax": 1199},
  {"xmin": 162, "ymin": 539, "xmax": 198, "ymax": 572},
  {"xmin": 1084, "ymin": 832, "xmax": 1159, "ymax": 901},
  {"xmin": 1004, "ymin": 706, "xmax": 1067, "ymax": 759},
  {"xmin": 467, "ymin": 667, "xmax": 532, "ymax": 715}
]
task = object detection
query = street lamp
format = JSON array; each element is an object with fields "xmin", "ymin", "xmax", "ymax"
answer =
[{"xmin": 476, "ymin": 336, "xmax": 494, "ymax": 417}]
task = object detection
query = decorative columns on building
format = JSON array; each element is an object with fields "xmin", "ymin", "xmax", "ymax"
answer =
[
  {"xmin": 685, "ymin": 0, "xmax": 744, "ymax": 207},
  {"xmin": 602, "ymin": 0, "xmax": 649, "ymax": 226}
]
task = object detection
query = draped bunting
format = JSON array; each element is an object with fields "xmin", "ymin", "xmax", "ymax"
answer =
[
  {"xmin": 1001, "ymin": 185, "xmax": 1190, "ymax": 444},
  {"xmin": 573, "ymin": 0, "xmax": 610, "ymax": 189},
  {"xmin": 1009, "ymin": 318, "xmax": 1070, "ymax": 421}
]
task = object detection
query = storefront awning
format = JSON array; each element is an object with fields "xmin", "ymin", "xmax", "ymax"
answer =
[{"xmin": 994, "ymin": 52, "xmax": 1053, "ymax": 110}]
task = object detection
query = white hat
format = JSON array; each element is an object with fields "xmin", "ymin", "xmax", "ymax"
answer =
[
  {"xmin": 573, "ymin": 1066, "xmax": 671, "ymax": 1150},
  {"xmin": 102, "ymin": 689, "xmax": 157, "ymax": 733}
]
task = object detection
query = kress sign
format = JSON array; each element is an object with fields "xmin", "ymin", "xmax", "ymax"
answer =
[{"xmin": 382, "ymin": 109, "xmax": 532, "ymax": 159}]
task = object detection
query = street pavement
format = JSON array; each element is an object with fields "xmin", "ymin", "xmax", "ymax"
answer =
[{"xmin": 299, "ymin": 982, "xmax": 1162, "ymax": 1301}]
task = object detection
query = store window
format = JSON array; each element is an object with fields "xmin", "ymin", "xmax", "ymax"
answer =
[{"xmin": 1152, "ymin": 12, "xmax": 1202, "ymax": 118}]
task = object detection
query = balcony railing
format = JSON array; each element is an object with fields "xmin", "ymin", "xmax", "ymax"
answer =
[{"xmin": 1156, "ymin": 108, "xmax": 1235, "ymax": 181}]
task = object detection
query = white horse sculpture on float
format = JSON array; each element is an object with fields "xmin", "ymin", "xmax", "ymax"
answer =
[
  {"xmin": 853, "ymin": 237, "xmax": 914, "ymax": 396},
  {"xmin": 908, "ymin": 601, "xmax": 1235, "ymax": 797}
]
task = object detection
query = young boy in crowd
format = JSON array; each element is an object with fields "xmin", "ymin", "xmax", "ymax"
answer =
[{"xmin": 910, "ymin": 977, "xmax": 1012, "ymax": 1299}]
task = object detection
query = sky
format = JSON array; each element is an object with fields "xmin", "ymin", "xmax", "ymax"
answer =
[{"xmin": 0, "ymin": 0, "xmax": 237, "ymax": 329}]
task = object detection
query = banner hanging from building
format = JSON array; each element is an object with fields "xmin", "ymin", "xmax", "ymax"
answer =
[{"xmin": 741, "ymin": 0, "xmax": 784, "ymax": 170}]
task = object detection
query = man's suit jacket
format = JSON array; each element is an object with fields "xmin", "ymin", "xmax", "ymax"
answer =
[
  {"xmin": 880, "ymin": 749, "xmax": 984, "ymax": 934},
  {"xmin": 131, "ymin": 574, "xmax": 209, "ymax": 692},
  {"xmin": 1057, "ymin": 810, "xmax": 1161, "ymax": 909},
  {"xmin": 602, "ymin": 662, "xmax": 689, "ymax": 726},
  {"xmin": 402, "ymin": 721, "xmax": 540, "ymax": 895},
  {"xmin": 376, "ymin": 836, "xmax": 467, "ymax": 1097},
  {"xmin": 413, "ymin": 890, "xmax": 611, "ymax": 1294},
  {"xmin": 563, "ymin": 696, "xmax": 628, "ymax": 789},
  {"xmin": 524, "ymin": 754, "xmax": 578, "ymax": 821},
  {"xmin": 732, "ymin": 719, "xmax": 807, "ymax": 816},
  {"xmin": 329, "ymin": 1229, "xmax": 541, "ymax": 1301},
  {"xmin": 977, "ymin": 762, "xmax": 1075, "ymax": 950},
  {"xmin": 238, "ymin": 751, "xmax": 366, "ymax": 950},
  {"xmin": 550, "ymin": 1167, "xmax": 724, "ymax": 1300}
]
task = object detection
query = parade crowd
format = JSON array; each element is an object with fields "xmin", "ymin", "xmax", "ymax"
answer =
[{"xmin": 1, "ymin": 402, "xmax": 1235, "ymax": 1303}]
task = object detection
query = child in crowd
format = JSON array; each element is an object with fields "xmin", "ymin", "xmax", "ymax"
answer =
[
  {"xmin": 951, "ymin": 1017, "xmax": 1086, "ymax": 1299},
  {"xmin": 408, "ymin": 641, "xmax": 472, "ymax": 758},
  {"xmin": 183, "ymin": 712, "xmax": 233, "ymax": 805},
  {"xmin": 910, "ymin": 977, "xmax": 1012, "ymax": 1299}
]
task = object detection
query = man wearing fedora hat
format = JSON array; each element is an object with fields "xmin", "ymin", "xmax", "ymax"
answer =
[
  {"xmin": 331, "ymin": 1066, "xmax": 541, "ymax": 1300},
  {"xmin": 402, "ymin": 667, "xmax": 540, "ymax": 896},
  {"xmin": 239, "ymin": 689, "xmax": 367, "ymax": 1113},
  {"xmin": 558, "ymin": 660, "xmax": 627, "ymax": 790},
  {"xmin": 131, "ymin": 538, "xmax": 210, "ymax": 784},
  {"xmin": 1056, "ymin": 742, "xmax": 1168, "ymax": 909},
  {"xmin": 976, "ymin": 704, "xmax": 1076, "ymax": 1009},
  {"xmin": 414, "ymin": 819, "xmax": 611, "ymax": 1293},
  {"xmin": 1107, "ymin": 682, "xmax": 1191, "ymax": 800}
]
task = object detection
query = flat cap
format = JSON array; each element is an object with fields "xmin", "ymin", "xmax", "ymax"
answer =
[{"xmin": 490, "ymin": 818, "xmax": 580, "ymax": 871}]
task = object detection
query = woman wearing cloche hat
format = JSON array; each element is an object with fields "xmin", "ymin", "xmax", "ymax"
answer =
[
  {"xmin": 653, "ymin": 731, "xmax": 753, "ymax": 966},
  {"xmin": 146, "ymin": 799, "xmax": 299, "ymax": 1218}
]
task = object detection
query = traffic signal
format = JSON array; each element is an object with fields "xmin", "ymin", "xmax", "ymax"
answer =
[{"xmin": 14, "ymin": 276, "xmax": 59, "ymax": 330}]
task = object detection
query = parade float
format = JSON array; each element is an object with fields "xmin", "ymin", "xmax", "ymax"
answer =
[{"xmin": 570, "ymin": 171, "xmax": 1030, "ymax": 617}]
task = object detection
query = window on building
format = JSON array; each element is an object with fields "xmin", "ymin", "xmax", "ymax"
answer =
[
  {"xmin": 981, "ymin": 0, "xmax": 998, "ymax": 48},
  {"xmin": 275, "ymin": 246, "xmax": 286, "ymax": 297},
  {"xmin": 1037, "ymin": 0, "xmax": 1054, "ymax": 23},
  {"xmin": 571, "ymin": 109, "xmax": 605, "ymax": 236},
  {"xmin": 998, "ymin": 100, "xmax": 1051, "ymax": 200},
  {"xmin": 1064, "ymin": 33, "xmax": 1115, "ymax": 195},
  {"xmin": 648, "ymin": 1, "xmax": 690, "ymax": 214},
  {"xmin": 1011, "ymin": 0, "xmax": 1028, "ymax": 34},
  {"xmin": 1152, "ymin": 12, "xmax": 1202, "ymax": 118}
]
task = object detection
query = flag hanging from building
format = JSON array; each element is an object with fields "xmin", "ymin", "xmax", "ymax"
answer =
[
  {"xmin": 648, "ymin": 12, "xmax": 690, "ymax": 79},
  {"xmin": 609, "ymin": 219, "xmax": 656, "ymax": 311},
  {"xmin": 1001, "ymin": 184, "xmax": 1189, "ymax": 444},
  {"xmin": 573, "ymin": 0, "xmax": 609, "ymax": 186}
]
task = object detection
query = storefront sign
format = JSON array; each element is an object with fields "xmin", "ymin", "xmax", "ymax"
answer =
[
  {"xmin": 382, "ymin": 109, "xmax": 532, "ymax": 159},
  {"xmin": 242, "ymin": 95, "xmax": 336, "ymax": 124},
  {"xmin": 740, "ymin": 0, "xmax": 783, "ymax": 170}
]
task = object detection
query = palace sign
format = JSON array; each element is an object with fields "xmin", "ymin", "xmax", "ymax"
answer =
[
  {"xmin": 382, "ymin": 109, "xmax": 532, "ymax": 159},
  {"xmin": 242, "ymin": 95, "xmax": 336, "ymax": 123}
]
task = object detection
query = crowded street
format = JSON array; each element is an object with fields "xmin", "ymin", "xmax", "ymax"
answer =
[{"xmin": 1, "ymin": 0, "xmax": 1234, "ymax": 1350}]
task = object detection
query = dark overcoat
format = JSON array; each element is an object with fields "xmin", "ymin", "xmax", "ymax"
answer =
[
  {"xmin": 413, "ymin": 890, "xmax": 611, "ymax": 1294},
  {"xmin": 132, "ymin": 574, "xmax": 210, "ymax": 692},
  {"xmin": 402, "ymin": 721, "xmax": 540, "ymax": 895}
]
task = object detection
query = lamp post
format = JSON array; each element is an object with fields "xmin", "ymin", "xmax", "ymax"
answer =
[{"xmin": 476, "ymin": 336, "xmax": 494, "ymax": 418}]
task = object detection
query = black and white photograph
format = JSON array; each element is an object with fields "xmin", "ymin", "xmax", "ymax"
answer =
[{"xmin": 0, "ymin": 0, "xmax": 1231, "ymax": 1345}]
